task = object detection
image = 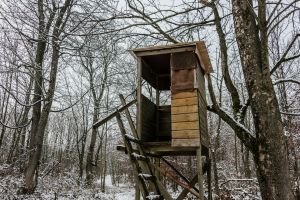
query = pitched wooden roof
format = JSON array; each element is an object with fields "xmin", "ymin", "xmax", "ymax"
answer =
[{"xmin": 129, "ymin": 41, "xmax": 213, "ymax": 74}]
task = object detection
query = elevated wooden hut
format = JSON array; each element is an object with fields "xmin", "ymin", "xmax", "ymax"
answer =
[
  {"xmin": 130, "ymin": 41, "xmax": 212, "ymax": 156},
  {"xmin": 93, "ymin": 41, "xmax": 213, "ymax": 200}
]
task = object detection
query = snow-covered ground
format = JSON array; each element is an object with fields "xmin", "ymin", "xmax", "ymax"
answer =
[
  {"xmin": 0, "ymin": 164, "xmax": 261, "ymax": 199},
  {"xmin": 0, "ymin": 165, "xmax": 135, "ymax": 200}
]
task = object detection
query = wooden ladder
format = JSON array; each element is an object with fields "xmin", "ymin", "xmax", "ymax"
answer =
[
  {"xmin": 116, "ymin": 112, "xmax": 172, "ymax": 200},
  {"xmin": 93, "ymin": 94, "xmax": 172, "ymax": 200}
]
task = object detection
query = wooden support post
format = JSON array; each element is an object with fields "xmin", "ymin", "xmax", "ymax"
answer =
[
  {"xmin": 155, "ymin": 88, "xmax": 160, "ymax": 180},
  {"xmin": 154, "ymin": 158, "xmax": 160, "ymax": 180},
  {"xmin": 136, "ymin": 57, "xmax": 142, "ymax": 200},
  {"xmin": 207, "ymin": 155, "xmax": 212, "ymax": 200},
  {"xmin": 136, "ymin": 56, "xmax": 142, "ymax": 140},
  {"xmin": 197, "ymin": 148, "xmax": 204, "ymax": 200},
  {"xmin": 135, "ymin": 183, "xmax": 140, "ymax": 200}
]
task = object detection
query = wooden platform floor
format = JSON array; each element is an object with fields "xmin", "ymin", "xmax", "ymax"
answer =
[{"xmin": 143, "ymin": 141, "xmax": 208, "ymax": 156}]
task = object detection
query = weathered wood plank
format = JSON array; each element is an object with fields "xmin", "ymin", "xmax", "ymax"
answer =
[
  {"xmin": 195, "ymin": 41, "xmax": 213, "ymax": 73},
  {"xmin": 141, "ymin": 95, "xmax": 156, "ymax": 141},
  {"xmin": 133, "ymin": 47, "xmax": 195, "ymax": 57},
  {"xmin": 172, "ymin": 97, "xmax": 198, "ymax": 107},
  {"xmin": 171, "ymin": 105, "xmax": 198, "ymax": 114},
  {"xmin": 137, "ymin": 57, "xmax": 142, "ymax": 141},
  {"xmin": 197, "ymin": 147, "xmax": 204, "ymax": 200},
  {"xmin": 142, "ymin": 59, "xmax": 157, "ymax": 89},
  {"xmin": 172, "ymin": 138, "xmax": 200, "ymax": 147},
  {"xmin": 172, "ymin": 113, "xmax": 199, "ymax": 122},
  {"xmin": 172, "ymin": 121, "xmax": 199, "ymax": 130},
  {"xmin": 176, "ymin": 175, "xmax": 199, "ymax": 200},
  {"xmin": 93, "ymin": 99, "xmax": 137, "ymax": 128},
  {"xmin": 172, "ymin": 90, "xmax": 197, "ymax": 99},
  {"xmin": 170, "ymin": 51, "xmax": 198, "ymax": 70},
  {"xmin": 172, "ymin": 130, "xmax": 200, "ymax": 139}
]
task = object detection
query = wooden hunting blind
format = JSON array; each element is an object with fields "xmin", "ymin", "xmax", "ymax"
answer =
[
  {"xmin": 130, "ymin": 41, "xmax": 213, "ymax": 156},
  {"xmin": 93, "ymin": 41, "xmax": 213, "ymax": 199}
]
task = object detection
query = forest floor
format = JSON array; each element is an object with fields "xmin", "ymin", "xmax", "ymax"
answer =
[
  {"xmin": 0, "ymin": 164, "xmax": 135, "ymax": 200},
  {"xmin": 0, "ymin": 164, "xmax": 261, "ymax": 199}
]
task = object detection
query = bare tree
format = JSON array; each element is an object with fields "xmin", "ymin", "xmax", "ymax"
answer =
[{"xmin": 17, "ymin": 0, "xmax": 74, "ymax": 194}]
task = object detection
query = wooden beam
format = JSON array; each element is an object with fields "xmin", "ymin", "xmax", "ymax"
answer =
[
  {"xmin": 133, "ymin": 47, "xmax": 195, "ymax": 57},
  {"xmin": 116, "ymin": 145, "xmax": 139, "ymax": 154},
  {"xmin": 155, "ymin": 88, "xmax": 160, "ymax": 180},
  {"xmin": 197, "ymin": 148, "xmax": 204, "ymax": 200},
  {"xmin": 149, "ymin": 162, "xmax": 200, "ymax": 198},
  {"xmin": 207, "ymin": 156, "xmax": 212, "ymax": 200},
  {"xmin": 161, "ymin": 157, "xmax": 199, "ymax": 193},
  {"xmin": 93, "ymin": 99, "xmax": 137, "ymax": 128},
  {"xmin": 119, "ymin": 94, "xmax": 138, "ymax": 139},
  {"xmin": 176, "ymin": 175, "xmax": 198, "ymax": 200},
  {"xmin": 137, "ymin": 57, "xmax": 142, "ymax": 140}
]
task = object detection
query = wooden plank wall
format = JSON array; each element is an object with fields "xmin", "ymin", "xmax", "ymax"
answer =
[
  {"xmin": 171, "ymin": 90, "xmax": 201, "ymax": 147},
  {"xmin": 141, "ymin": 95, "xmax": 157, "ymax": 141},
  {"xmin": 170, "ymin": 52, "xmax": 209, "ymax": 148},
  {"xmin": 196, "ymin": 65, "xmax": 209, "ymax": 148},
  {"xmin": 157, "ymin": 105, "xmax": 171, "ymax": 141}
]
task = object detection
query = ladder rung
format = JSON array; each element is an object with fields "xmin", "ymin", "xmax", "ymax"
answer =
[
  {"xmin": 138, "ymin": 173, "xmax": 156, "ymax": 181},
  {"xmin": 146, "ymin": 194, "xmax": 163, "ymax": 200},
  {"xmin": 131, "ymin": 153, "xmax": 148, "ymax": 162},
  {"xmin": 125, "ymin": 134, "xmax": 141, "ymax": 144}
]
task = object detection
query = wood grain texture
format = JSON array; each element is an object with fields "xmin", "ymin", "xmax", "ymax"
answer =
[
  {"xmin": 172, "ymin": 138, "xmax": 200, "ymax": 147},
  {"xmin": 141, "ymin": 95, "xmax": 156, "ymax": 141},
  {"xmin": 172, "ymin": 130, "xmax": 200, "ymax": 139},
  {"xmin": 171, "ymin": 105, "xmax": 198, "ymax": 114},
  {"xmin": 172, "ymin": 97, "xmax": 198, "ymax": 107},
  {"xmin": 171, "ymin": 90, "xmax": 197, "ymax": 99},
  {"xmin": 171, "ymin": 113, "xmax": 199, "ymax": 122},
  {"xmin": 172, "ymin": 121, "xmax": 199, "ymax": 130}
]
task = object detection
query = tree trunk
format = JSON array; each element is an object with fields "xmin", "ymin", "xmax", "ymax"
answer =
[
  {"xmin": 21, "ymin": 1, "xmax": 48, "ymax": 193},
  {"xmin": 22, "ymin": 42, "xmax": 61, "ymax": 194},
  {"xmin": 232, "ymin": 0, "xmax": 292, "ymax": 199},
  {"xmin": 0, "ymin": 73, "xmax": 13, "ymax": 148},
  {"xmin": 21, "ymin": 0, "xmax": 71, "ymax": 193},
  {"xmin": 86, "ymin": 112, "xmax": 99, "ymax": 185},
  {"xmin": 212, "ymin": 150, "xmax": 220, "ymax": 198},
  {"xmin": 101, "ymin": 129, "xmax": 108, "ymax": 192}
]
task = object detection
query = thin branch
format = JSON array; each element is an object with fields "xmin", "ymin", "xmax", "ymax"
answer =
[
  {"xmin": 205, "ymin": 1, "xmax": 242, "ymax": 114},
  {"xmin": 0, "ymin": 84, "xmax": 43, "ymax": 107},
  {"xmin": 280, "ymin": 111, "xmax": 300, "ymax": 116},
  {"xmin": 267, "ymin": 0, "xmax": 282, "ymax": 22},
  {"xmin": 273, "ymin": 79, "xmax": 300, "ymax": 85},
  {"xmin": 126, "ymin": 0, "xmax": 178, "ymax": 43},
  {"xmin": 50, "ymin": 88, "xmax": 91, "ymax": 112},
  {"xmin": 270, "ymin": 33, "xmax": 300, "ymax": 74},
  {"xmin": 0, "ymin": 118, "xmax": 32, "ymax": 129}
]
